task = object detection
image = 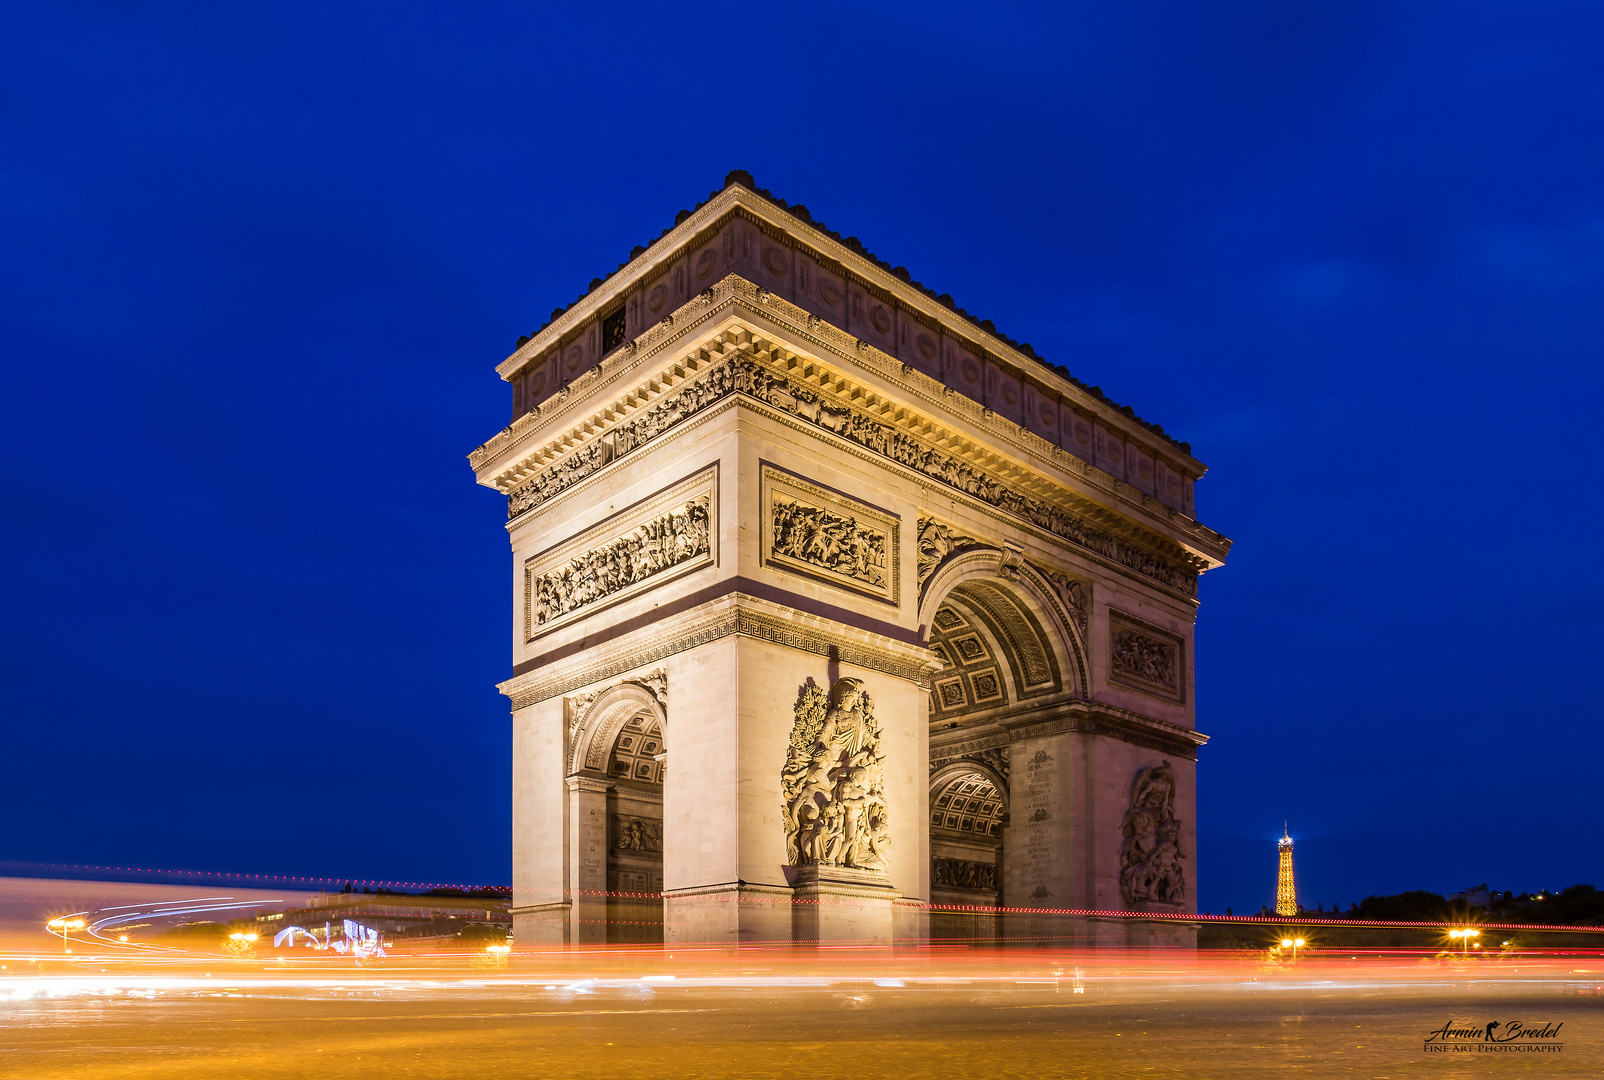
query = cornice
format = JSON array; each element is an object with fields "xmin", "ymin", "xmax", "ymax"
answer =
[
  {"xmin": 1000, "ymin": 700, "xmax": 1207, "ymax": 761},
  {"xmin": 493, "ymin": 184, "xmax": 1205, "ymax": 472},
  {"xmin": 496, "ymin": 591, "xmax": 942, "ymax": 709},
  {"xmin": 727, "ymin": 287, "xmax": 1230, "ymax": 567},
  {"xmin": 474, "ymin": 280, "xmax": 1228, "ymax": 584}
]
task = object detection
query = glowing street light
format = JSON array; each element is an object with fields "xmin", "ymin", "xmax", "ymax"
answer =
[
  {"xmin": 1280, "ymin": 937, "xmax": 1306, "ymax": 961},
  {"xmin": 1449, "ymin": 928, "xmax": 1480, "ymax": 956},
  {"xmin": 46, "ymin": 917, "xmax": 85, "ymax": 952}
]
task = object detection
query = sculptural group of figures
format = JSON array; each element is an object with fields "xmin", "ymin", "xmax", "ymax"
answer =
[
  {"xmin": 1112, "ymin": 629, "xmax": 1175, "ymax": 688},
  {"xmin": 781, "ymin": 678, "xmax": 890, "ymax": 872},
  {"xmin": 507, "ymin": 353, "xmax": 1195, "ymax": 595},
  {"xmin": 531, "ymin": 497, "xmax": 710, "ymax": 626},
  {"xmin": 1119, "ymin": 761, "xmax": 1187, "ymax": 906},
  {"xmin": 611, "ymin": 814, "xmax": 663, "ymax": 854},
  {"xmin": 771, "ymin": 500, "xmax": 886, "ymax": 587},
  {"xmin": 932, "ymin": 856, "xmax": 996, "ymax": 891}
]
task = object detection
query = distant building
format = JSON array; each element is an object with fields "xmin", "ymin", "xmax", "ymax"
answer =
[
  {"xmin": 257, "ymin": 890, "xmax": 510, "ymax": 945},
  {"xmin": 1276, "ymin": 826, "xmax": 1297, "ymax": 916}
]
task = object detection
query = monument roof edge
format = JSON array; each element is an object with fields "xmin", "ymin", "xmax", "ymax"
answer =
[{"xmin": 493, "ymin": 174, "xmax": 1201, "ymax": 467}]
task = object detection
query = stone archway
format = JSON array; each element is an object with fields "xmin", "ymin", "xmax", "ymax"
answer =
[
  {"xmin": 922, "ymin": 553, "xmax": 1086, "ymax": 942},
  {"xmin": 566, "ymin": 680, "xmax": 666, "ymax": 945}
]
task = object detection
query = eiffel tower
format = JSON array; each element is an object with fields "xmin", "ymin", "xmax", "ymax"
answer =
[{"xmin": 1276, "ymin": 823, "xmax": 1297, "ymax": 916}]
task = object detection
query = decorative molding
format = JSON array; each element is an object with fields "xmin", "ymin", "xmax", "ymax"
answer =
[
  {"xmin": 504, "ymin": 350, "xmax": 1198, "ymax": 596},
  {"xmin": 781, "ymin": 678, "xmax": 890, "ymax": 873},
  {"xmin": 1108, "ymin": 611, "xmax": 1184, "ymax": 704},
  {"xmin": 929, "ymin": 730, "xmax": 1011, "ymax": 764},
  {"xmin": 916, "ymin": 517, "xmax": 986, "ymax": 595},
  {"xmin": 761, "ymin": 464, "xmax": 900, "ymax": 606},
  {"xmin": 929, "ymin": 745, "xmax": 1011, "ymax": 785},
  {"xmin": 563, "ymin": 670, "xmax": 667, "ymax": 775},
  {"xmin": 932, "ymin": 857, "xmax": 997, "ymax": 892},
  {"xmin": 522, "ymin": 468, "xmax": 716, "ymax": 642},
  {"xmin": 1000, "ymin": 701, "xmax": 1205, "ymax": 761},
  {"xmin": 566, "ymin": 667, "xmax": 666, "ymax": 744},
  {"xmin": 500, "ymin": 593, "xmax": 940, "ymax": 709},
  {"xmin": 1119, "ymin": 761, "xmax": 1186, "ymax": 908},
  {"xmin": 611, "ymin": 814, "xmax": 663, "ymax": 854}
]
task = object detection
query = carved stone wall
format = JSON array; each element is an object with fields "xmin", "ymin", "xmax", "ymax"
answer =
[
  {"xmin": 1034, "ymin": 565, "xmax": 1089, "ymax": 635},
  {"xmin": 781, "ymin": 678, "xmax": 890, "ymax": 872},
  {"xmin": 523, "ymin": 468, "xmax": 716, "ymax": 641},
  {"xmin": 1119, "ymin": 761, "xmax": 1186, "ymax": 908},
  {"xmin": 933, "ymin": 857, "xmax": 996, "ymax": 892},
  {"xmin": 916, "ymin": 517, "xmax": 984, "ymax": 594},
  {"xmin": 761, "ymin": 464, "xmax": 900, "ymax": 605},
  {"xmin": 611, "ymin": 814, "xmax": 664, "ymax": 854},
  {"xmin": 507, "ymin": 353, "xmax": 1197, "ymax": 596},
  {"xmin": 1107, "ymin": 611, "xmax": 1183, "ymax": 703}
]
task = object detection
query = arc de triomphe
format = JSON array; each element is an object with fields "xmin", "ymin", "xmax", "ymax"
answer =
[{"xmin": 468, "ymin": 173, "xmax": 1231, "ymax": 947}]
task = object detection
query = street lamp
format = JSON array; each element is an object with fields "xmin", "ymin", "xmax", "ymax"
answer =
[
  {"xmin": 46, "ymin": 917, "xmax": 85, "ymax": 952},
  {"xmin": 1449, "ymin": 928, "xmax": 1480, "ymax": 956},
  {"xmin": 1280, "ymin": 937, "xmax": 1305, "ymax": 961}
]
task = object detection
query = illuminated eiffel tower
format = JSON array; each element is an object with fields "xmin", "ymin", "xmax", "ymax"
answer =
[{"xmin": 1276, "ymin": 823, "xmax": 1297, "ymax": 916}]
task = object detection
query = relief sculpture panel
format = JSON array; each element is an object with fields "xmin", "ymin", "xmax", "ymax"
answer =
[
  {"xmin": 523, "ymin": 468, "xmax": 716, "ymax": 641},
  {"xmin": 1107, "ymin": 611, "xmax": 1184, "ymax": 703},
  {"xmin": 932, "ymin": 857, "xmax": 997, "ymax": 892},
  {"xmin": 760, "ymin": 464, "xmax": 900, "ymax": 605},
  {"xmin": 611, "ymin": 814, "xmax": 664, "ymax": 854},
  {"xmin": 1119, "ymin": 761, "xmax": 1186, "ymax": 908},
  {"xmin": 781, "ymin": 678, "xmax": 890, "ymax": 873}
]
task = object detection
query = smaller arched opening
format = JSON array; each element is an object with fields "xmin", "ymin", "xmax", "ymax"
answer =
[
  {"xmin": 603, "ymin": 711, "xmax": 664, "ymax": 944},
  {"xmin": 929, "ymin": 765, "xmax": 1007, "ymax": 943},
  {"xmin": 569, "ymin": 683, "xmax": 666, "ymax": 945}
]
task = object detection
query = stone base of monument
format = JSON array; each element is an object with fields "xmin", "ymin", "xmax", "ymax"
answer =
[
  {"xmin": 663, "ymin": 882, "xmax": 794, "ymax": 947},
  {"xmin": 790, "ymin": 865, "xmax": 899, "ymax": 945},
  {"xmin": 511, "ymin": 902, "xmax": 572, "ymax": 945}
]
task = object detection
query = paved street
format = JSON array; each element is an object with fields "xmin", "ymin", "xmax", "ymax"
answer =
[{"xmin": 4, "ymin": 976, "xmax": 1600, "ymax": 1079}]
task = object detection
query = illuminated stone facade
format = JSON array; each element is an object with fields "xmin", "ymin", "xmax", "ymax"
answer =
[{"xmin": 470, "ymin": 176, "xmax": 1231, "ymax": 946}]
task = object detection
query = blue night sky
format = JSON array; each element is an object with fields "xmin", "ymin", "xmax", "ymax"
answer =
[{"xmin": 4, "ymin": 2, "xmax": 1601, "ymax": 911}]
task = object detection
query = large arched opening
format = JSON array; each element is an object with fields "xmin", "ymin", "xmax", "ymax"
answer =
[{"xmin": 921, "ymin": 549, "xmax": 1087, "ymax": 943}]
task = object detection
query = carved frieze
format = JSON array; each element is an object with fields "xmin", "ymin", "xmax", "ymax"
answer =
[
  {"xmin": 611, "ymin": 814, "xmax": 663, "ymax": 854},
  {"xmin": 1119, "ymin": 761, "xmax": 1186, "ymax": 908},
  {"xmin": 505, "ymin": 353, "xmax": 1197, "ymax": 596},
  {"xmin": 952, "ymin": 745, "xmax": 1012, "ymax": 784},
  {"xmin": 916, "ymin": 517, "xmax": 985, "ymax": 593},
  {"xmin": 761, "ymin": 464, "xmax": 900, "ymax": 605},
  {"xmin": 1108, "ymin": 611, "xmax": 1184, "ymax": 703},
  {"xmin": 523, "ymin": 469, "xmax": 716, "ymax": 641},
  {"xmin": 781, "ymin": 678, "xmax": 890, "ymax": 873},
  {"xmin": 932, "ymin": 857, "xmax": 997, "ymax": 892}
]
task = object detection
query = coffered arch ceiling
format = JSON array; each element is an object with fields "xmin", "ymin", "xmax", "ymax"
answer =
[
  {"xmin": 607, "ymin": 713, "xmax": 664, "ymax": 787},
  {"xmin": 930, "ymin": 771, "xmax": 1005, "ymax": 840},
  {"xmin": 928, "ymin": 579, "xmax": 1062, "ymax": 724}
]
